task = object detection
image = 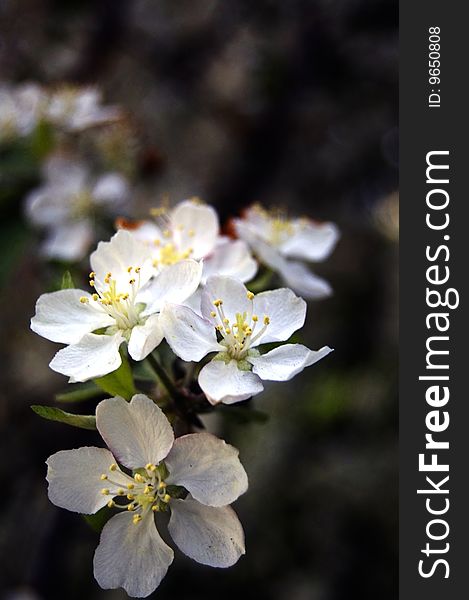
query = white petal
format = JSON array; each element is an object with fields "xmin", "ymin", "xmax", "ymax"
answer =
[
  {"xmin": 90, "ymin": 230, "xmax": 154, "ymax": 293},
  {"xmin": 234, "ymin": 220, "xmax": 285, "ymax": 270},
  {"xmin": 49, "ymin": 333, "xmax": 124, "ymax": 383},
  {"xmin": 199, "ymin": 360, "xmax": 264, "ymax": 405},
  {"xmin": 171, "ymin": 200, "xmax": 219, "ymax": 259},
  {"xmin": 92, "ymin": 173, "xmax": 129, "ymax": 207},
  {"xmin": 120, "ymin": 221, "xmax": 164, "ymax": 246},
  {"xmin": 248, "ymin": 344, "xmax": 333, "ymax": 381},
  {"xmin": 160, "ymin": 304, "xmax": 222, "ymax": 362},
  {"xmin": 96, "ymin": 395, "xmax": 174, "ymax": 470},
  {"xmin": 279, "ymin": 261, "xmax": 332, "ymax": 299},
  {"xmin": 169, "ymin": 497, "xmax": 245, "ymax": 568},
  {"xmin": 41, "ymin": 221, "xmax": 95, "ymax": 262},
  {"xmin": 280, "ymin": 221, "xmax": 339, "ymax": 262},
  {"xmin": 25, "ymin": 188, "xmax": 72, "ymax": 226},
  {"xmin": 31, "ymin": 289, "xmax": 113, "ymax": 344},
  {"xmin": 202, "ymin": 239, "xmax": 258, "ymax": 283},
  {"xmin": 138, "ymin": 260, "xmax": 203, "ymax": 316},
  {"xmin": 201, "ymin": 276, "xmax": 251, "ymax": 324},
  {"xmin": 46, "ymin": 447, "xmax": 128, "ymax": 514},
  {"xmin": 165, "ymin": 433, "xmax": 248, "ymax": 506},
  {"xmin": 43, "ymin": 155, "xmax": 89, "ymax": 194},
  {"xmin": 94, "ymin": 511, "xmax": 173, "ymax": 598},
  {"xmin": 251, "ymin": 288, "xmax": 306, "ymax": 345},
  {"xmin": 128, "ymin": 314, "xmax": 164, "ymax": 361}
]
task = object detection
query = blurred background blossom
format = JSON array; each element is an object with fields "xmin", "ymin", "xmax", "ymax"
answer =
[{"xmin": 0, "ymin": 0, "xmax": 397, "ymax": 599}]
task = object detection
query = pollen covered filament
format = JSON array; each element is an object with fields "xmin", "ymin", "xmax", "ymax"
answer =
[
  {"xmin": 210, "ymin": 293, "xmax": 270, "ymax": 360},
  {"xmin": 100, "ymin": 462, "xmax": 172, "ymax": 523},
  {"xmin": 83, "ymin": 268, "xmax": 143, "ymax": 331}
]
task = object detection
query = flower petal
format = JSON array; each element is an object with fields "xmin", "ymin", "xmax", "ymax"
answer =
[
  {"xmin": 25, "ymin": 189, "xmax": 72, "ymax": 227},
  {"xmin": 202, "ymin": 239, "xmax": 257, "ymax": 283},
  {"xmin": 279, "ymin": 261, "xmax": 332, "ymax": 299},
  {"xmin": 160, "ymin": 304, "xmax": 222, "ymax": 362},
  {"xmin": 31, "ymin": 289, "xmax": 113, "ymax": 344},
  {"xmin": 138, "ymin": 260, "xmax": 203, "ymax": 316},
  {"xmin": 251, "ymin": 288, "xmax": 306, "ymax": 345},
  {"xmin": 280, "ymin": 221, "xmax": 339, "ymax": 262},
  {"xmin": 171, "ymin": 200, "xmax": 219, "ymax": 259},
  {"xmin": 234, "ymin": 220, "xmax": 285, "ymax": 270},
  {"xmin": 46, "ymin": 447, "xmax": 128, "ymax": 514},
  {"xmin": 199, "ymin": 360, "xmax": 264, "ymax": 405},
  {"xmin": 165, "ymin": 433, "xmax": 248, "ymax": 507},
  {"xmin": 201, "ymin": 276, "xmax": 251, "ymax": 324},
  {"xmin": 49, "ymin": 332, "xmax": 124, "ymax": 383},
  {"xmin": 248, "ymin": 344, "xmax": 333, "ymax": 381},
  {"xmin": 94, "ymin": 511, "xmax": 173, "ymax": 598},
  {"xmin": 96, "ymin": 395, "xmax": 174, "ymax": 470},
  {"xmin": 128, "ymin": 314, "xmax": 164, "ymax": 361},
  {"xmin": 92, "ymin": 173, "xmax": 128, "ymax": 207},
  {"xmin": 90, "ymin": 230, "xmax": 154, "ymax": 293},
  {"xmin": 169, "ymin": 496, "xmax": 245, "ymax": 568},
  {"xmin": 41, "ymin": 221, "xmax": 95, "ymax": 262}
]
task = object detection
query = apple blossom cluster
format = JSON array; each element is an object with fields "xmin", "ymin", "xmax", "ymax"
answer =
[{"xmin": 30, "ymin": 197, "xmax": 337, "ymax": 597}]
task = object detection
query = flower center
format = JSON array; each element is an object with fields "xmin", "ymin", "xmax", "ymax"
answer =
[
  {"xmin": 148, "ymin": 207, "xmax": 195, "ymax": 269},
  {"xmin": 100, "ymin": 462, "xmax": 172, "ymax": 524},
  {"xmin": 79, "ymin": 267, "xmax": 144, "ymax": 332},
  {"xmin": 71, "ymin": 190, "xmax": 94, "ymax": 219},
  {"xmin": 209, "ymin": 293, "xmax": 270, "ymax": 361},
  {"xmin": 269, "ymin": 216, "xmax": 293, "ymax": 245}
]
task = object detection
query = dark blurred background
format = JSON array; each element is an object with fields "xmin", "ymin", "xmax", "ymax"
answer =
[{"xmin": 0, "ymin": 1, "xmax": 398, "ymax": 599}]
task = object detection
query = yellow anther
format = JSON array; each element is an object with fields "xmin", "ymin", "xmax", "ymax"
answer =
[
  {"xmin": 245, "ymin": 327, "xmax": 253, "ymax": 335},
  {"xmin": 89, "ymin": 271, "xmax": 96, "ymax": 278},
  {"xmin": 216, "ymin": 325, "xmax": 223, "ymax": 331},
  {"xmin": 127, "ymin": 494, "xmax": 135, "ymax": 501},
  {"xmin": 107, "ymin": 500, "xmax": 115, "ymax": 508},
  {"xmin": 100, "ymin": 474, "xmax": 108, "ymax": 481},
  {"xmin": 247, "ymin": 291, "xmax": 254, "ymax": 300},
  {"xmin": 129, "ymin": 278, "xmax": 135, "ymax": 285},
  {"xmin": 79, "ymin": 296, "xmax": 89, "ymax": 304},
  {"xmin": 147, "ymin": 495, "xmax": 156, "ymax": 502},
  {"xmin": 163, "ymin": 229, "xmax": 171, "ymax": 238},
  {"xmin": 92, "ymin": 293, "xmax": 99, "ymax": 301},
  {"xmin": 263, "ymin": 316, "xmax": 270, "ymax": 325},
  {"xmin": 126, "ymin": 483, "xmax": 134, "ymax": 490},
  {"xmin": 150, "ymin": 207, "xmax": 166, "ymax": 217},
  {"xmin": 106, "ymin": 272, "xmax": 112, "ymax": 279},
  {"xmin": 225, "ymin": 328, "xmax": 231, "ymax": 334},
  {"xmin": 133, "ymin": 514, "xmax": 142, "ymax": 524},
  {"xmin": 252, "ymin": 315, "xmax": 258, "ymax": 322},
  {"xmin": 127, "ymin": 266, "xmax": 133, "ymax": 273},
  {"xmin": 122, "ymin": 293, "xmax": 129, "ymax": 300},
  {"xmin": 117, "ymin": 488, "xmax": 125, "ymax": 496},
  {"xmin": 223, "ymin": 318, "xmax": 230, "ymax": 324},
  {"xmin": 144, "ymin": 485, "xmax": 153, "ymax": 494},
  {"xmin": 135, "ymin": 267, "xmax": 141, "ymax": 273},
  {"xmin": 127, "ymin": 503, "xmax": 135, "ymax": 511},
  {"xmin": 158, "ymin": 481, "xmax": 166, "ymax": 490},
  {"xmin": 188, "ymin": 229, "xmax": 195, "ymax": 237},
  {"xmin": 134, "ymin": 473, "xmax": 144, "ymax": 483},
  {"xmin": 100, "ymin": 488, "xmax": 110, "ymax": 495},
  {"xmin": 213, "ymin": 299, "xmax": 223, "ymax": 307},
  {"xmin": 152, "ymin": 504, "xmax": 159, "ymax": 512},
  {"xmin": 210, "ymin": 311, "xmax": 217, "ymax": 318},
  {"xmin": 104, "ymin": 277, "xmax": 110, "ymax": 284},
  {"xmin": 145, "ymin": 463, "xmax": 156, "ymax": 472},
  {"xmin": 89, "ymin": 280, "xmax": 95, "ymax": 287},
  {"xmin": 109, "ymin": 463, "xmax": 117, "ymax": 471},
  {"xmin": 162, "ymin": 494, "xmax": 171, "ymax": 503}
]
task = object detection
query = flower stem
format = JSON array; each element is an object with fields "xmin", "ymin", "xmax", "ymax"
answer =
[{"xmin": 146, "ymin": 353, "xmax": 180, "ymax": 401}]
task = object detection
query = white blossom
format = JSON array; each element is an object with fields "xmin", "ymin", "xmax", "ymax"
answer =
[
  {"xmin": 46, "ymin": 86, "xmax": 123, "ymax": 132},
  {"xmin": 160, "ymin": 275, "xmax": 332, "ymax": 404},
  {"xmin": 46, "ymin": 394, "xmax": 247, "ymax": 597},
  {"xmin": 0, "ymin": 82, "xmax": 46, "ymax": 142},
  {"xmin": 120, "ymin": 199, "xmax": 257, "ymax": 284},
  {"xmin": 233, "ymin": 203, "xmax": 339, "ymax": 299},
  {"xmin": 31, "ymin": 230, "xmax": 202, "ymax": 381},
  {"xmin": 25, "ymin": 154, "xmax": 130, "ymax": 261}
]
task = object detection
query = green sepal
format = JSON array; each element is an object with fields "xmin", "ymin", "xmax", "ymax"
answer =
[
  {"xmin": 94, "ymin": 353, "xmax": 137, "ymax": 401},
  {"xmin": 55, "ymin": 382, "xmax": 103, "ymax": 403},
  {"xmin": 83, "ymin": 505, "xmax": 114, "ymax": 532},
  {"xmin": 60, "ymin": 270, "xmax": 75, "ymax": 290},
  {"xmin": 166, "ymin": 485, "xmax": 187, "ymax": 499},
  {"xmin": 31, "ymin": 405, "xmax": 97, "ymax": 430}
]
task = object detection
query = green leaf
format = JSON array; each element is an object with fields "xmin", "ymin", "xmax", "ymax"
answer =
[
  {"xmin": 60, "ymin": 270, "xmax": 75, "ymax": 290},
  {"xmin": 55, "ymin": 382, "xmax": 103, "ymax": 403},
  {"xmin": 83, "ymin": 505, "xmax": 114, "ymax": 532},
  {"xmin": 94, "ymin": 354, "xmax": 137, "ymax": 400},
  {"xmin": 31, "ymin": 405, "xmax": 97, "ymax": 430}
]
